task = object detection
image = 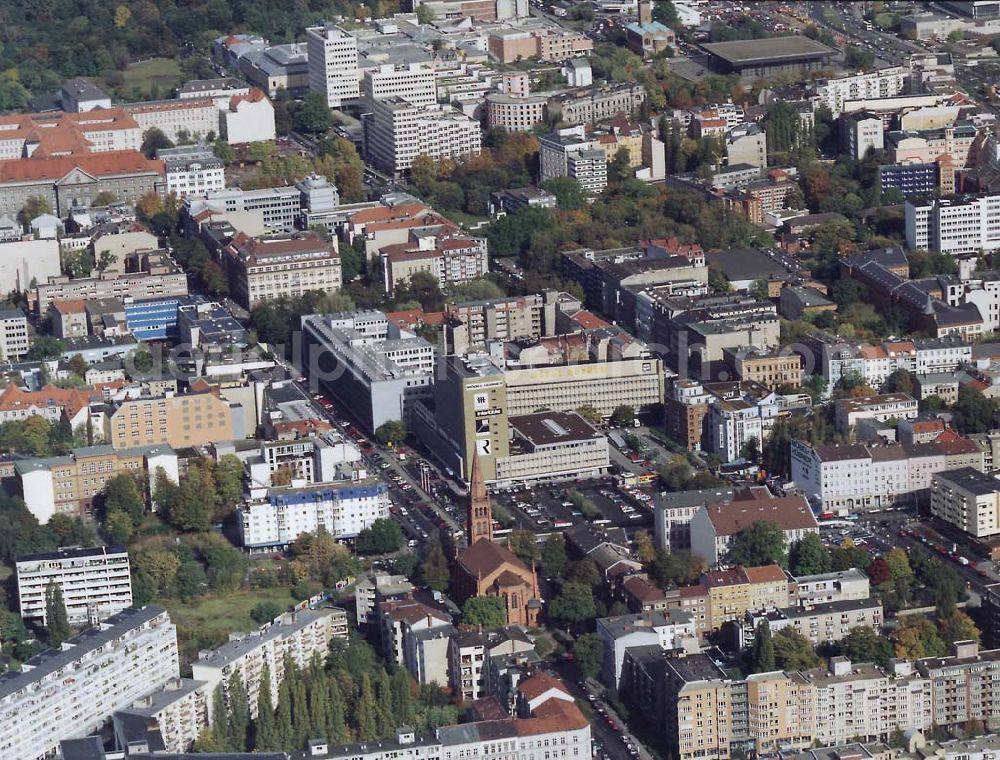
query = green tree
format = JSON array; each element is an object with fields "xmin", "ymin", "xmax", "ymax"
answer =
[
  {"xmin": 214, "ymin": 454, "xmax": 244, "ymax": 512},
  {"xmin": 326, "ymin": 675, "xmax": 348, "ymax": 742},
  {"xmin": 141, "ymin": 127, "xmax": 174, "ymax": 158},
  {"xmin": 253, "ymin": 663, "xmax": 278, "ymax": 749},
  {"xmin": 295, "ymin": 92, "xmax": 332, "ymax": 134},
  {"xmin": 100, "ymin": 473, "xmax": 145, "ymax": 527},
  {"xmin": 104, "ymin": 510, "xmax": 133, "ymax": 544},
  {"xmin": 789, "ymin": 533, "xmax": 831, "ymax": 576},
  {"xmin": 574, "ymin": 632, "xmax": 604, "ymax": 679},
  {"xmin": 740, "ymin": 436, "xmax": 760, "ymax": 464},
  {"xmin": 728, "ymin": 520, "xmax": 786, "ymax": 568},
  {"xmin": 576, "ymin": 404, "xmax": 602, "ymax": 425},
  {"xmin": 953, "ymin": 385, "xmax": 998, "ymax": 434},
  {"xmin": 541, "ymin": 533, "xmax": 568, "ymax": 578},
  {"xmin": 611, "ymin": 405, "xmax": 636, "ymax": 427},
  {"xmin": 45, "ymin": 582, "xmax": 71, "ymax": 648},
  {"xmin": 419, "ymin": 537, "xmax": 451, "ymax": 592},
  {"xmin": 355, "ymin": 518, "xmax": 404, "ymax": 554},
  {"xmin": 17, "ymin": 196, "xmax": 52, "ymax": 227},
  {"xmin": 25, "ymin": 336, "xmax": 64, "ymax": 361},
  {"xmin": 772, "ymin": 628, "xmax": 821, "ymax": 670},
  {"xmin": 541, "ymin": 177, "xmax": 587, "ymax": 210},
  {"xmin": 508, "ymin": 529, "xmax": 540, "ymax": 565},
  {"xmin": 548, "ymin": 582, "xmax": 597, "ymax": 626},
  {"xmin": 251, "ymin": 600, "xmax": 285, "ymax": 625},
  {"xmin": 355, "ymin": 672, "xmax": 379, "ymax": 741},
  {"xmin": 650, "ymin": 549, "xmax": 706, "ymax": 587},
  {"xmin": 749, "ymin": 620, "xmax": 775, "ymax": 673},
  {"xmin": 227, "ymin": 671, "xmax": 251, "ymax": 751},
  {"xmin": 653, "ymin": 0, "xmax": 680, "ymax": 26},
  {"xmin": 839, "ymin": 625, "xmax": 893, "ymax": 668},
  {"xmin": 374, "ymin": 420, "xmax": 407, "ymax": 446},
  {"xmin": 462, "ymin": 595, "xmax": 507, "ymax": 627},
  {"xmin": 175, "ymin": 560, "xmax": 207, "ymax": 601}
]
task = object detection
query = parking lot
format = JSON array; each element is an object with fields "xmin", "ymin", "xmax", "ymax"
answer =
[{"xmin": 494, "ymin": 480, "xmax": 655, "ymax": 536}]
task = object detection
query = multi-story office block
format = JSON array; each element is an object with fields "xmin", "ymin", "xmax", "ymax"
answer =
[
  {"xmin": 106, "ymin": 392, "xmax": 236, "ymax": 450},
  {"xmin": 539, "ymin": 126, "xmax": 608, "ymax": 194},
  {"xmin": 16, "ymin": 545, "xmax": 133, "ymax": 625},
  {"xmin": 158, "ymin": 144, "xmax": 225, "ymax": 198},
  {"xmin": 906, "ymin": 194, "xmax": 1000, "ymax": 255},
  {"xmin": 301, "ymin": 311, "xmax": 435, "ymax": 434},
  {"xmin": 223, "ymin": 231, "xmax": 341, "ymax": 309},
  {"xmin": 238, "ymin": 479, "xmax": 391, "ymax": 550},
  {"xmin": 0, "ymin": 606, "xmax": 179, "ymax": 760},
  {"xmin": 362, "ymin": 63, "xmax": 437, "ymax": 107},
  {"xmin": 200, "ymin": 185, "xmax": 302, "ymax": 232},
  {"xmin": 306, "ymin": 23, "xmax": 360, "ymax": 107},
  {"xmin": 190, "ymin": 608, "xmax": 348, "ymax": 720},
  {"xmin": 443, "ymin": 293, "xmax": 558, "ymax": 355},
  {"xmin": 0, "ymin": 307, "xmax": 29, "ymax": 359},
  {"xmin": 365, "ymin": 98, "xmax": 482, "ymax": 176},
  {"xmin": 35, "ymin": 250, "xmax": 189, "ymax": 313},
  {"xmin": 381, "ymin": 233, "xmax": 488, "ymax": 294}
]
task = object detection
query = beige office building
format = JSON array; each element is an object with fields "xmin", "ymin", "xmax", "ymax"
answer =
[{"xmin": 107, "ymin": 392, "xmax": 235, "ymax": 450}]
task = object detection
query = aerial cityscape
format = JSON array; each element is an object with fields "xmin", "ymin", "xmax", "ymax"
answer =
[{"xmin": 9, "ymin": 0, "xmax": 1000, "ymax": 759}]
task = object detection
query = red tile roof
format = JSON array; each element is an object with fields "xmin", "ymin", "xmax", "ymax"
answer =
[
  {"xmin": 517, "ymin": 672, "xmax": 570, "ymax": 702},
  {"xmin": 702, "ymin": 492, "xmax": 818, "ymax": 536},
  {"xmin": 0, "ymin": 151, "xmax": 164, "ymax": 183}
]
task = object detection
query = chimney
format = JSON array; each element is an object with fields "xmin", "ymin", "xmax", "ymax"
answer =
[{"xmin": 638, "ymin": 0, "xmax": 652, "ymax": 24}]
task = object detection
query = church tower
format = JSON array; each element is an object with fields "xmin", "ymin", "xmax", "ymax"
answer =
[{"xmin": 467, "ymin": 451, "xmax": 493, "ymax": 545}]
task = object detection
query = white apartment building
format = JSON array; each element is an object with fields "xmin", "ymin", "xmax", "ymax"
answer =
[
  {"xmin": 362, "ymin": 63, "xmax": 438, "ymax": 107},
  {"xmin": 707, "ymin": 398, "xmax": 763, "ymax": 463},
  {"xmin": 306, "ymin": 23, "xmax": 360, "ymax": 107},
  {"xmin": 930, "ymin": 467, "xmax": 1000, "ymax": 538},
  {"xmin": 844, "ymin": 111, "xmax": 884, "ymax": 161},
  {"xmin": 354, "ymin": 569, "xmax": 414, "ymax": 625},
  {"xmin": 126, "ymin": 98, "xmax": 220, "ymax": 144},
  {"xmin": 198, "ymin": 185, "xmax": 302, "ymax": 231},
  {"xmin": 0, "ymin": 606, "xmax": 179, "ymax": 760},
  {"xmin": 112, "ymin": 677, "xmax": 209, "ymax": 754},
  {"xmin": 309, "ymin": 676, "xmax": 591, "ymax": 760},
  {"xmin": 794, "ymin": 568, "xmax": 871, "ymax": 605},
  {"xmin": 814, "ymin": 66, "xmax": 910, "ymax": 117},
  {"xmin": 16, "ymin": 545, "xmax": 133, "ymax": 625},
  {"xmin": 190, "ymin": 607, "xmax": 348, "ymax": 720},
  {"xmin": 689, "ymin": 491, "xmax": 820, "ymax": 566},
  {"xmin": 791, "ymin": 438, "xmax": 985, "ymax": 514},
  {"xmin": 0, "ymin": 307, "xmax": 29, "ymax": 360},
  {"xmin": 595, "ymin": 610, "xmax": 696, "ymax": 688},
  {"xmin": 237, "ymin": 479, "xmax": 391, "ymax": 550},
  {"xmin": 800, "ymin": 658, "xmax": 933, "ymax": 746},
  {"xmin": 834, "ymin": 392, "xmax": 919, "ymax": 433},
  {"xmin": 539, "ymin": 126, "xmax": 608, "ymax": 194},
  {"xmin": 906, "ymin": 195, "xmax": 1000, "ymax": 255},
  {"xmin": 158, "ymin": 144, "xmax": 225, "ymax": 198},
  {"xmin": 365, "ymin": 98, "xmax": 482, "ymax": 176}
]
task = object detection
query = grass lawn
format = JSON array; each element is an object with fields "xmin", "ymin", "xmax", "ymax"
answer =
[
  {"xmin": 106, "ymin": 58, "xmax": 182, "ymax": 98},
  {"xmin": 874, "ymin": 12, "xmax": 899, "ymax": 30},
  {"xmin": 162, "ymin": 587, "xmax": 299, "ymax": 648}
]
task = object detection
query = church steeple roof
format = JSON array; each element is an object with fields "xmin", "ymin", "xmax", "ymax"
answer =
[{"xmin": 467, "ymin": 450, "xmax": 493, "ymax": 546}]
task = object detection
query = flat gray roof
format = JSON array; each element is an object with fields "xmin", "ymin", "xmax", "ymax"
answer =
[{"xmin": 702, "ymin": 36, "xmax": 835, "ymax": 65}]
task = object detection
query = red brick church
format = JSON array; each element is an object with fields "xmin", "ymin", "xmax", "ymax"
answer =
[{"xmin": 453, "ymin": 454, "xmax": 541, "ymax": 626}]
